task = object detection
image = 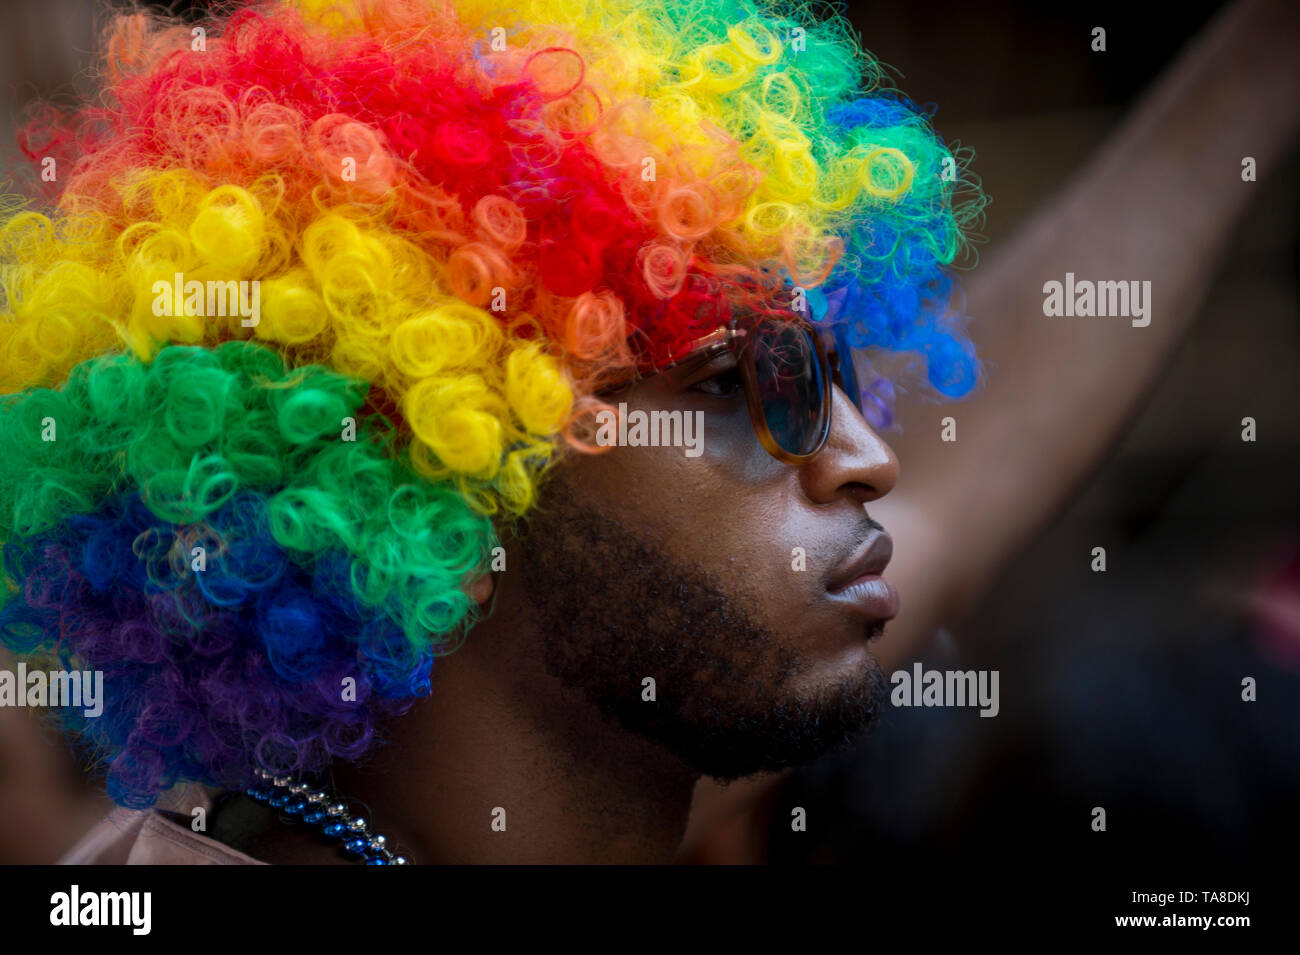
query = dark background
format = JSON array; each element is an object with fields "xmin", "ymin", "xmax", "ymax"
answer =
[{"xmin": 767, "ymin": 0, "xmax": 1300, "ymax": 871}]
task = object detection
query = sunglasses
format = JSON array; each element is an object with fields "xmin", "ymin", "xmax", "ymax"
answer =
[{"xmin": 603, "ymin": 314, "xmax": 863, "ymax": 465}]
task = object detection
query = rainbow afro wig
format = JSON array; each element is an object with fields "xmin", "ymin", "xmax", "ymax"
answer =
[{"xmin": 0, "ymin": 0, "xmax": 985, "ymax": 807}]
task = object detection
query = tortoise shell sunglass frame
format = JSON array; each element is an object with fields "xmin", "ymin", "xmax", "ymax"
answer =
[{"xmin": 598, "ymin": 312, "xmax": 862, "ymax": 465}]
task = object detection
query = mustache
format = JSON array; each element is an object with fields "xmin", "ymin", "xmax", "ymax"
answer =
[
  {"xmin": 841, "ymin": 515, "xmax": 887, "ymax": 560},
  {"xmin": 832, "ymin": 515, "xmax": 886, "ymax": 561},
  {"xmin": 821, "ymin": 514, "xmax": 891, "ymax": 591}
]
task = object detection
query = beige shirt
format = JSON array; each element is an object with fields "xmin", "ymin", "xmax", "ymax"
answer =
[{"xmin": 57, "ymin": 784, "xmax": 264, "ymax": 865}]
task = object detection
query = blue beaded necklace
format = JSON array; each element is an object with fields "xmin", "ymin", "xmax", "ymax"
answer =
[{"xmin": 244, "ymin": 768, "xmax": 412, "ymax": 865}]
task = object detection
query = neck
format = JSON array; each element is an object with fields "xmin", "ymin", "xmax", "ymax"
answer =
[{"xmin": 334, "ymin": 617, "xmax": 700, "ymax": 864}]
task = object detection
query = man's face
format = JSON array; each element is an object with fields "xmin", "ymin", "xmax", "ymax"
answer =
[{"xmin": 511, "ymin": 357, "xmax": 901, "ymax": 781}]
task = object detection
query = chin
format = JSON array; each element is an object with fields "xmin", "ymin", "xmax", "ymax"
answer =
[{"xmin": 795, "ymin": 618, "xmax": 886, "ymax": 666}]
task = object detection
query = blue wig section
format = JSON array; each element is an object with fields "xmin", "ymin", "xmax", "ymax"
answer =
[
  {"xmin": 0, "ymin": 489, "xmax": 433, "ymax": 808},
  {"xmin": 816, "ymin": 93, "xmax": 980, "ymax": 400}
]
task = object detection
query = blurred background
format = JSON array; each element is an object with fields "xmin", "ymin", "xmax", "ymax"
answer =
[{"xmin": 1, "ymin": 0, "xmax": 1296, "ymax": 865}]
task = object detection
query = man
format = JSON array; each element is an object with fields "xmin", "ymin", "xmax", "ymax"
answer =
[
  {"xmin": 182, "ymin": 345, "xmax": 904, "ymax": 864},
  {"xmin": 2, "ymin": 0, "xmax": 977, "ymax": 864}
]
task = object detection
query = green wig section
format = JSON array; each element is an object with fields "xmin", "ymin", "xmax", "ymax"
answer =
[{"xmin": 0, "ymin": 340, "xmax": 496, "ymax": 645}]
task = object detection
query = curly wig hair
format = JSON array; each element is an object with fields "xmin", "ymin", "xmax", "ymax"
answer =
[{"xmin": 0, "ymin": 0, "xmax": 985, "ymax": 807}]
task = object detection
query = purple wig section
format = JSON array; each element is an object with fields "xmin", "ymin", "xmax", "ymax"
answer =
[{"xmin": 0, "ymin": 490, "xmax": 433, "ymax": 808}]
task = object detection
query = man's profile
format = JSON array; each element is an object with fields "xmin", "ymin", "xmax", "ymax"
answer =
[{"xmin": 0, "ymin": 0, "xmax": 983, "ymax": 864}]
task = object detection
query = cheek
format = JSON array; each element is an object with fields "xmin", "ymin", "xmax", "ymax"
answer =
[
  {"xmin": 569, "ymin": 390, "xmax": 783, "ymax": 514},
  {"xmin": 554, "ymin": 387, "xmax": 848, "ymax": 626},
  {"xmin": 556, "ymin": 441, "xmax": 867, "ymax": 662},
  {"xmin": 653, "ymin": 465, "xmax": 826, "ymax": 625}
]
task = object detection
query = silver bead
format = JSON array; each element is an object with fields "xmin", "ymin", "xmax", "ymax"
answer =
[
  {"xmin": 347, "ymin": 817, "xmax": 369, "ymax": 834},
  {"xmin": 392, "ymin": 856, "xmax": 409, "ymax": 865},
  {"xmin": 254, "ymin": 768, "xmax": 270, "ymax": 782},
  {"xmin": 306, "ymin": 791, "xmax": 326, "ymax": 804},
  {"xmin": 288, "ymin": 782, "xmax": 306, "ymax": 795},
  {"xmin": 272, "ymin": 775, "xmax": 291, "ymax": 788},
  {"xmin": 326, "ymin": 802, "xmax": 346, "ymax": 817},
  {"xmin": 368, "ymin": 836, "xmax": 387, "ymax": 852}
]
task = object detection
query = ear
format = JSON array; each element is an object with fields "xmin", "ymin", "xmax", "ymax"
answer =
[{"xmin": 468, "ymin": 572, "xmax": 495, "ymax": 606}]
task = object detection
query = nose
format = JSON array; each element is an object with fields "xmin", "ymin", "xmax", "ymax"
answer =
[{"xmin": 800, "ymin": 385, "xmax": 898, "ymax": 506}]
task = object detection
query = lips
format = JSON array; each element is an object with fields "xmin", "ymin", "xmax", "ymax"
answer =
[{"xmin": 825, "ymin": 530, "xmax": 899, "ymax": 621}]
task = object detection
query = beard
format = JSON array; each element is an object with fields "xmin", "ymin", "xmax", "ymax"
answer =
[{"xmin": 515, "ymin": 486, "xmax": 889, "ymax": 782}]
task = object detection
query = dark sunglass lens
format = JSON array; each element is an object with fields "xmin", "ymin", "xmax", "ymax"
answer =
[{"xmin": 751, "ymin": 322, "xmax": 826, "ymax": 456}]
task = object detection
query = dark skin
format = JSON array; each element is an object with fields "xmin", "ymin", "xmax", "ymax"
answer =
[{"xmin": 210, "ymin": 345, "xmax": 899, "ymax": 864}]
